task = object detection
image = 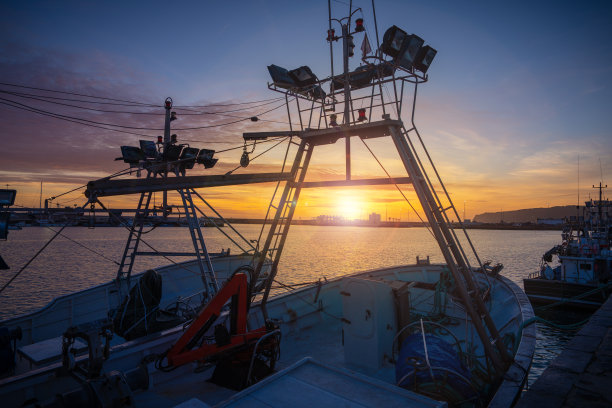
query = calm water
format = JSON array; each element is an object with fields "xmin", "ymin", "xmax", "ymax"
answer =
[{"xmin": 0, "ymin": 225, "xmax": 577, "ymax": 385}]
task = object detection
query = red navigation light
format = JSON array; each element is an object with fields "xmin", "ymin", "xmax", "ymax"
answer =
[
  {"xmin": 327, "ymin": 29, "xmax": 335, "ymax": 42},
  {"xmin": 157, "ymin": 136, "xmax": 163, "ymax": 144},
  {"xmin": 358, "ymin": 108, "xmax": 367, "ymax": 121},
  {"xmin": 355, "ymin": 18, "xmax": 364, "ymax": 32}
]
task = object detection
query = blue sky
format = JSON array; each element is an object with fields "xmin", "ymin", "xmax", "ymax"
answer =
[{"xmin": 0, "ymin": 0, "xmax": 610, "ymax": 217}]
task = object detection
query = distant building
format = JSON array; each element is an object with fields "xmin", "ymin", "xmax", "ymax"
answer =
[
  {"xmin": 536, "ymin": 218, "xmax": 563, "ymax": 225},
  {"xmin": 368, "ymin": 212, "xmax": 381, "ymax": 223}
]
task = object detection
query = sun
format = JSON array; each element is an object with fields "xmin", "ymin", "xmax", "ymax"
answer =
[{"xmin": 336, "ymin": 197, "xmax": 362, "ymax": 220}]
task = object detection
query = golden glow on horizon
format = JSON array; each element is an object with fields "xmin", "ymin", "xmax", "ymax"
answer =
[{"xmin": 336, "ymin": 196, "xmax": 363, "ymax": 220}]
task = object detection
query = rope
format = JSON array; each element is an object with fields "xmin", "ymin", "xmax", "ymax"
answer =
[
  {"xmin": 45, "ymin": 225, "xmax": 120, "ymax": 265},
  {"xmin": 535, "ymin": 282, "xmax": 612, "ymax": 311},
  {"xmin": 0, "ymin": 226, "xmax": 67, "ymax": 294}
]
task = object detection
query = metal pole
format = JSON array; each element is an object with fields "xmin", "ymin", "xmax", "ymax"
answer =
[
  {"xmin": 163, "ymin": 98, "xmax": 172, "ymax": 217},
  {"xmin": 342, "ymin": 23, "xmax": 351, "ymax": 180}
]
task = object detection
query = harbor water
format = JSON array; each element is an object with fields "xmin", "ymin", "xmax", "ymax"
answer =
[{"xmin": 0, "ymin": 225, "xmax": 579, "ymax": 386}]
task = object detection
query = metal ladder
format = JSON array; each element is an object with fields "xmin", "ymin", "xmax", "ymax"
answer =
[
  {"xmin": 252, "ymin": 139, "xmax": 313, "ymax": 311},
  {"xmin": 115, "ymin": 176, "xmax": 218, "ymax": 300},
  {"xmin": 178, "ymin": 188, "xmax": 218, "ymax": 297},
  {"xmin": 389, "ymin": 123, "xmax": 511, "ymax": 373},
  {"xmin": 116, "ymin": 186, "xmax": 155, "ymax": 284}
]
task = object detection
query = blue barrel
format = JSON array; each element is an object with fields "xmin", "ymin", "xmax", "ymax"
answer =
[{"xmin": 395, "ymin": 333, "xmax": 476, "ymax": 400}]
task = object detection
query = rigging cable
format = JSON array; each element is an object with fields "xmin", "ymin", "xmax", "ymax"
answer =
[
  {"xmin": 0, "ymin": 81, "xmax": 156, "ymax": 106},
  {"xmin": 0, "ymin": 95, "xmax": 289, "ymax": 132},
  {"xmin": 0, "ymin": 89, "xmax": 284, "ymax": 117},
  {"xmin": 0, "ymin": 223, "xmax": 70, "ymax": 294},
  {"xmin": 0, "ymin": 81, "xmax": 288, "ymax": 108},
  {"xmin": 45, "ymin": 225, "xmax": 120, "ymax": 266},
  {"xmin": 359, "ymin": 137, "xmax": 435, "ymax": 239},
  {"xmin": 0, "ymin": 98, "xmax": 154, "ymax": 138}
]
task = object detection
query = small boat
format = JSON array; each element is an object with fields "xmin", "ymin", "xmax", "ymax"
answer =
[
  {"xmin": 0, "ymin": 3, "xmax": 535, "ymax": 407},
  {"xmin": 524, "ymin": 183, "xmax": 611, "ymax": 311}
]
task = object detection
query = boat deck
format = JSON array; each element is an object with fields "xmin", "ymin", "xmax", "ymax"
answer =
[
  {"xmin": 134, "ymin": 315, "xmax": 405, "ymax": 407},
  {"xmin": 516, "ymin": 295, "xmax": 612, "ymax": 407}
]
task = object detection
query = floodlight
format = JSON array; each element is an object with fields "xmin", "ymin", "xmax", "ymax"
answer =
[
  {"xmin": 414, "ymin": 45, "xmax": 437, "ymax": 73},
  {"xmin": 331, "ymin": 66, "xmax": 375, "ymax": 90},
  {"xmin": 179, "ymin": 147, "xmax": 199, "ymax": 170},
  {"xmin": 140, "ymin": 140, "xmax": 158, "ymax": 159},
  {"xmin": 196, "ymin": 149, "xmax": 218, "ymax": 169},
  {"xmin": 309, "ymin": 85, "xmax": 326, "ymax": 100},
  {"xmin": 397, "ymin": 34, "xmax": 424, "ymax": 70},
  {"xmin": 376, "ymin": 62, "xmax": 396, "ymax": 78},
  {"xmin": 164, "ymin": 144, "xmax": 183, "ymax": 161},
  {"xmin": 0, "ymin": 211, "xmax": 9, "ymax": 240},
  {"xmin": 349, "ymin": 66, "xmax": 375, "ymax": 87},
  {"xmin": 381, "ymin": 25, "xmax": 408, "ymax": 58},
  {"xmin": 0, "ymin": 189, "xmax": 16, "ymax": 206},
  {"xmin": 119, "ymin": 146, "xmax": 145, "ymax": 164},
  {"xmin": 288, "ymin": 66, "xmax": 318, "ymax": 87},
  {"xmin": 268, "ymin": 65, "xmax": 297, "ymax": 89}
]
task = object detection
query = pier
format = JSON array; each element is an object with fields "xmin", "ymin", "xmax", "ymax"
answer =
[{"xmin": 517, "ymin": 296, "xmax": 612, "ymax": 407}]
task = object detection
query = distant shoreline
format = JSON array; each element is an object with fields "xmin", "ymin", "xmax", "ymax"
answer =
[{"xmin": 225, "ymin": 219, "xmax": 562, "ymax": 230}]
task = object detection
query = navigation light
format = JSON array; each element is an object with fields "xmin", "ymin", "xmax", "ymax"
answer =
[
  {"xmin": 358, "ymin": 108, "xmax": 367, "ymax": 121},
  {"xmin": 327, "ymin": 29, "xmax": 335, "ymax": 42},
  {"xmin": 354, "ymin": 18, "xmax": 364, "ymax": 32}
]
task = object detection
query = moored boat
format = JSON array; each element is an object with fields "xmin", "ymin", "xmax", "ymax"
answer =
[
  {"xmin": 0, "ymin": 2, "xmax": 535, "ymax": 406},
  {"xmin": 524, "ymin": 184, "xmax": 612, "ymax": 311}
]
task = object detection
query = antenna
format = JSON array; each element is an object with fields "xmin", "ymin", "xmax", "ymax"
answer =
[{"xmin": 577, "ymin": 154, "xmax": 580, "ymax": 219}]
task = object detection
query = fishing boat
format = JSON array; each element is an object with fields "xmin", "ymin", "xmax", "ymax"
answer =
[
  {"xmin": 0, "ymin": 3, "xmax": 535, "ymax": 407},
  {"xmin": 524, "ymin": 183, "xmax": 611, "ymax": 311}
]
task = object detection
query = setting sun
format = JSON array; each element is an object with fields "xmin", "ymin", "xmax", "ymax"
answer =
[{"xmin": 336, "ymin": 195, "xmax": 363, "ymax": 220}]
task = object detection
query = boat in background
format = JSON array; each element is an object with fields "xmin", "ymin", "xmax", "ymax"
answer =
[
  {"xmin": 524, "ymin": 183, "xmax": 611, "ymax": 311},
  {"xmin": 0, "ymin": 2, "xmax": 535, "ymax": 406}
]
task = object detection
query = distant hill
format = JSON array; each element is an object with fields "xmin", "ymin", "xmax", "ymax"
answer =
[{"xmin": 473, "ymin": 205, "xmax": 581, "ymax": 224}]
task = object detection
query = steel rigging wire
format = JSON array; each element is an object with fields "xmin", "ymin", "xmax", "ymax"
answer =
[
  {"xmin": 0, "ymin": 81, "xmax": 284, "ymax": 108},
  {"xmin": 0, "ymin": 96, "xmax": 289, "ymax": 131},
  {"xmin": 0, "ymin": 89, "xmax": 284, "ymax": 117}
]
